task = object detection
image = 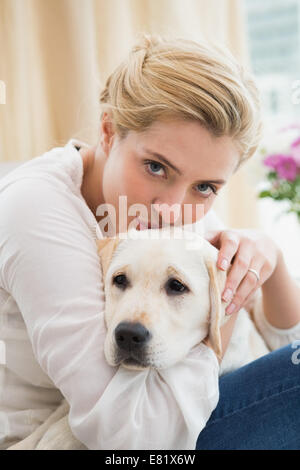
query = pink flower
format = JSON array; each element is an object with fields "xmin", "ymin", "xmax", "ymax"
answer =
[
  {"xmin": 263, "ymin": 154, "xmax": 283, "ymax": 170},
  {"xmin": 276, "ymin": 155, "xmax": 298, "ymax": 182},
  {"xmin": 291, "ymin": 136, "xmax": 300, "ymax": 147}
]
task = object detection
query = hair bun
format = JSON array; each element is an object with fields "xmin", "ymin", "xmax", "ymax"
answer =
[
  {"xmin": 131, "ymin": 32, "xmax": 164, "ymax": 54},
  {"xmin": 99, "ymin": 33, "xmax": 262, "ymax": 164}
]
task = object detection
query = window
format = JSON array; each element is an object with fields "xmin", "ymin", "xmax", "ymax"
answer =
[
  {"xmin": 244, "ymin": 0, "xmax": 300, "ymax": 280},
  {"xmin": 245, "ymin": 0, "xmax": 300, "ymax": 123}
]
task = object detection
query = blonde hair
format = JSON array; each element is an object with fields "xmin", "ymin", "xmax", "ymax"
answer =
[{"xmin": 99, "ymin": 33, "xmax": 262, "ymax": 169}]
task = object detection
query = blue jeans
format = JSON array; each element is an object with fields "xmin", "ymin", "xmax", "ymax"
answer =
[{"xmin": 196, "ymin": 343, "xmax": 300, "ymax": 450}]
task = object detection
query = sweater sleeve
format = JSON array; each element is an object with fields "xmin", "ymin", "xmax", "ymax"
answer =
[
  {"xmin": 203, "ymin": 209, "xmax": 227, "ymax": 233},
  {"xmin": 252, "ymin": 279, "xmax": 300, "ymax": 351},
  {"xmin": 0, "ymin": 177, "xmax": 219, "ymax": 450}
]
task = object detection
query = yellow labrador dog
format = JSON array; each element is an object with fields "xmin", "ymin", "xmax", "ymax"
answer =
[{"xmin": 8, "ymin": 227, "xmax": 269, "ymax": 450}]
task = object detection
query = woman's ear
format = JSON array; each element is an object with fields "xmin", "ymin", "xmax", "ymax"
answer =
[
  {"xmin": 100, "ymin": 111, "xmax": 116, "ymax": 157},
  {"xmin": 96, "ymin": 237, "xmax": 122, "ymax": 280},
  {"xmin": 204, "ymin": 257, "xmax": 229, "ymax": 362}
]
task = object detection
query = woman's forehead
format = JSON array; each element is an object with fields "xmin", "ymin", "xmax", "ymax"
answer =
[{"xmin": 131, "ymin": 121, "xmax": 240, "ymax": 180}]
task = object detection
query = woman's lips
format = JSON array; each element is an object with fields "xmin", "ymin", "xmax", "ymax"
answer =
[
  {"xmin": 136, "ymin": 218, "xmax": 148, "ymax": 231},
  {"xmin": 135, "ymin": 218, "xmax": 160, "ymax": 231}
]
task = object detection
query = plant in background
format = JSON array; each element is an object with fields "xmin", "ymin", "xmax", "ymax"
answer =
[{"xmin": 257, "ymin": 125, "xmax": 300, "ymax": 223}]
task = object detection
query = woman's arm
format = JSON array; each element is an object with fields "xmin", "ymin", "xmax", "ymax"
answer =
[
  {"xmin": 0, "ymin": 177, "xmax": 220, "ymax": 450},
  {"xmin": 203, "ymin": 209, "xmax": 227, "ymax": 235},
  {"xmin": 261, "ymin": 249, "xmax": 300, "ymax": 329}
]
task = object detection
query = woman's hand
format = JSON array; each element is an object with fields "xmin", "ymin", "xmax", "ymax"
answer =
[{"xmin": 205, "ymin": 229, "xmax": 281, "ymax": 316}]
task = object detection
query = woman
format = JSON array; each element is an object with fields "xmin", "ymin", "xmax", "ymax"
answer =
[{"xmin": 0, "ymin": 33, "xmax": 300, "ymax": 450}]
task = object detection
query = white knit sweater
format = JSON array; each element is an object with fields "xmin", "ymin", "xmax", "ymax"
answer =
[{"xmin": 0, "ymin": 139, "xmax": 299, "ymax": 450}]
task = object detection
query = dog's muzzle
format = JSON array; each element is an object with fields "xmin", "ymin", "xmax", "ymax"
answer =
[{"xmin": 114, "ymin": 322, "xmax": 152, "ymax": 368}]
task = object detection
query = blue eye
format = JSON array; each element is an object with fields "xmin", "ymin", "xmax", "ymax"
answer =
[
  {"xmin": 144, "ymin": 160, "xmax": 166, "ymax": 177},
  {"xmin": 143, "ymin": 159, "xmax": 218, "ymax": 197},
  {"xmin": 196, "ymin": 183, "xmax": 217, "ymax": 196},
  {"xmin": 148, "ymin": 162, "xmax": 164, "ymax": 175}
]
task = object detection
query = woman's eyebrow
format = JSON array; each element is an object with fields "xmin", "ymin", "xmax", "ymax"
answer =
[{"xmin": 143, "ymin": 148, "xmax": 226, "ymax": 184}]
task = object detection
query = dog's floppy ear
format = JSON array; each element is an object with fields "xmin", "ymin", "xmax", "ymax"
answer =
[
  {"xmin": 96, "ymin": 237, "xmax": 122, "ymax": 280},
  {"xmin": 204, "ymin": 256, "xmax": 228, "ymax": 362}
]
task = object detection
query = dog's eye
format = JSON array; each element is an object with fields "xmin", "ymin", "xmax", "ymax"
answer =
[
  {"xmin": 166, "ymin": 278, "xmax": 189, "ymax": 295},
  {"xmin": 112, "ymin": 274, "xmax": 128, "ymax": 290}
]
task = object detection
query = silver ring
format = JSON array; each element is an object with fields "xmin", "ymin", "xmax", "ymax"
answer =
[{"xmin": 248, "ymin": 268, "xmax": 260, "ymax": 282}]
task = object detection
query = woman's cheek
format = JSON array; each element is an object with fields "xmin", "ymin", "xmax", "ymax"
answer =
[{"xmin": 125, "ymin": 168, "xmax": 149, "ymax": 197}]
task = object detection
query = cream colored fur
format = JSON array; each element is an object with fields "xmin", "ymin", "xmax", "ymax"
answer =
[{"xmin": 7, "ymin": 227, "xmax": 269, "ymax": 450}]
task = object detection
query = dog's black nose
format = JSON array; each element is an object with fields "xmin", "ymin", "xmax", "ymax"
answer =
[{"xmin": 115, "ymin": 322, "xmax": 151, "ymax": 352}]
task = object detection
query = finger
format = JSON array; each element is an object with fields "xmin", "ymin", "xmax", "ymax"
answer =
[
  {"xmin": 217, "ymin": 231, "xmax": 240, "ymax": 272},
  {"xmin": 243, "ymin": 289, "xmax": 257, "ymax": 312},
  {"xmin": 205, "ymin": 230, "xmax": 221, "ymax": 247},
  {"xmin": 225, "ymin": 260, "xmax": 264, "ymax": 315},
  {"xmin": 242, "ymin": 288, "xmax": 259, "ymax": 313},
  {"xmin": 221, "ymin": 240, "xmax": 254, "ymax": 302}
]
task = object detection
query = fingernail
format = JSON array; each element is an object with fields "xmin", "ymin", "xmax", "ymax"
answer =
[
  {"xmin": 226, "ymin": 303, "xmax": 236, "ymax": 315},
  {"xmin": 220, "ymin": 259, "xmax": 228, "ymax": 271},
  {"xmin": 222, "ymin": 288, "xmax": 233, "ymax": 302}
]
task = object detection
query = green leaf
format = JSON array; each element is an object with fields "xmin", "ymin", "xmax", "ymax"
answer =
[
  {"xmin": 267, "ymin": 171, "xmax": 277, "ymax": 181},
  {"xmin": 258, "ymin": 190, "xmax": 272, "ymax": 198}
]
